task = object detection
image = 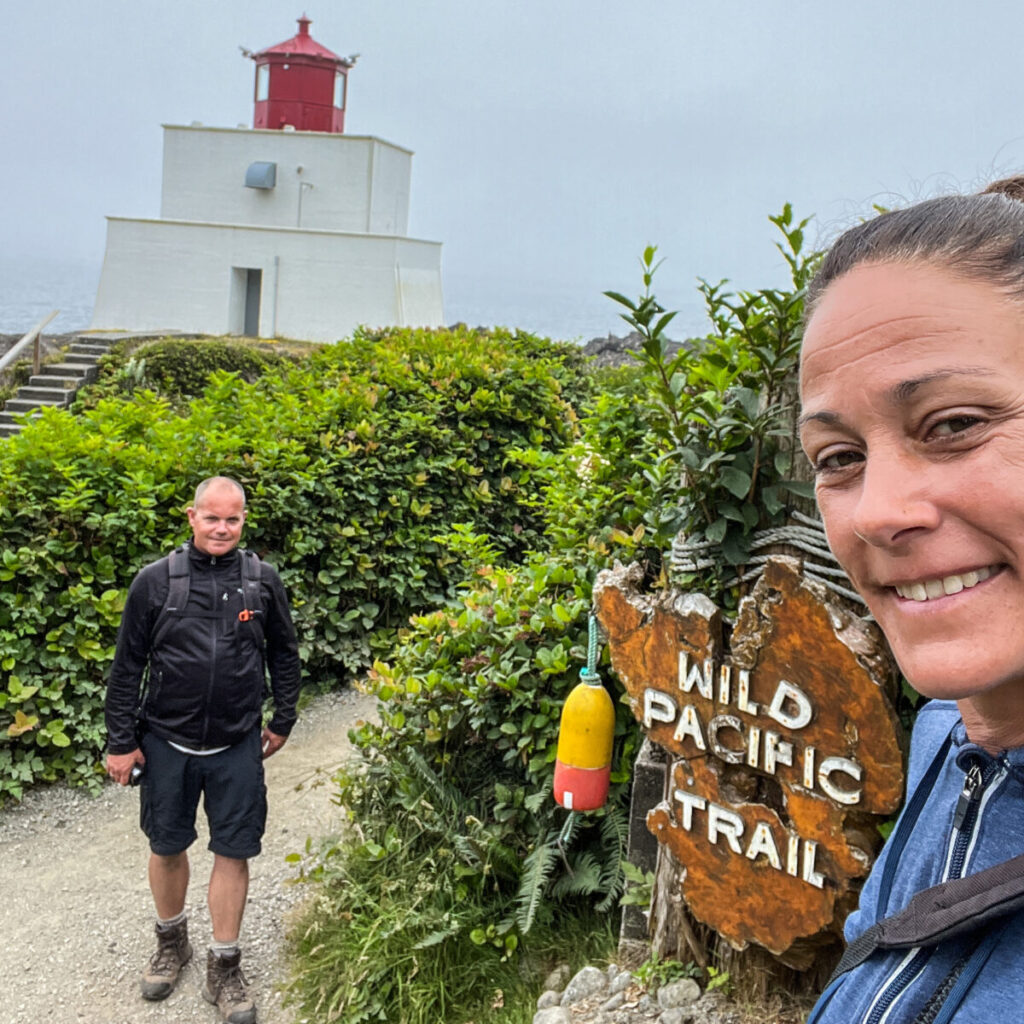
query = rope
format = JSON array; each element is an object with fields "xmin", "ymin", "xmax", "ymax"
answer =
[
  {"xmin": 669, "ymin": 509, "xmax": 867, "ymax": 610},
  {"xmin": 580, "ymin": 613, "xmax": 602, "ymax": 685}
]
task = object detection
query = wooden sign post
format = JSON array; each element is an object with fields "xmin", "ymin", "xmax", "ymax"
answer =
[{"xmin": 595, "ymin": 557, "xmax": 905, "ymax": 958}]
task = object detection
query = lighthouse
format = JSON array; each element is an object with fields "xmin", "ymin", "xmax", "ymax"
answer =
[
  {"xmin": 251, "ymin": 15, "xmax": 355, "ymax": 134},
  {"xmin": 90, "ymin": 16, "xmax": 443, "ymax": 342}
]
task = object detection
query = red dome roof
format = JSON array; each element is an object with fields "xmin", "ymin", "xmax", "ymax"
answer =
[{"xmin": 253, "ymin": 15, "xmax": 345, "ymax": 64}]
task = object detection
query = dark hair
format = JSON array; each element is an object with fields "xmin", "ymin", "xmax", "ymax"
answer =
[{"xmin": 806, "ymin": 177, "xmax": 1024, "ymax": 317}]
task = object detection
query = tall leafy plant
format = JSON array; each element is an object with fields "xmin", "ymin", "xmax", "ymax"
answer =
[{"xmin": 605, "ymin": 206, "xmax": 820, "ymax": 596}]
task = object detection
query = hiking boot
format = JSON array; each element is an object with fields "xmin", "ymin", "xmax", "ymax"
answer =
[
  {"xmin": 203, "ymin": 948, "xmax": 257, "ymax": 1024},
  {"xmin": 140, "ymin": 918, "xmax": 193, "ymax": 1000}
]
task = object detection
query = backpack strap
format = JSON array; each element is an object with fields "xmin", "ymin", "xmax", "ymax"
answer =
[
  {"xmin": 833, "ymin": 850, "xmax": 1024, "ymax": 977},
  {"xmin": 238, "ymin": 549, "xmax": 263, "ymax": 623},
  {"xmin": 151, "ymin": 544, "xmax": 191, "ymax": 652}
]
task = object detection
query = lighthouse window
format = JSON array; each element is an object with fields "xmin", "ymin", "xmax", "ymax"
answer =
[
  {"xmin": 256, "ymin": 64, "xmax": 270, "ymax": 102},
  {"xmin": 333, "ymin": 72, "xmax": 346, "ymax": 110}
]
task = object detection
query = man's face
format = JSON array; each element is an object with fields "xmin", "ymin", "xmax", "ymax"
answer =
[{"xmin": 187, "ymin": 483, "xmax": 246, "ymax": 557}]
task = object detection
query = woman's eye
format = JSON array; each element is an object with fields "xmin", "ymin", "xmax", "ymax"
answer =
[
  {"xmin": 815, "ymin": 449, "xmax": 862, "ymax": 473},
  {"xmin": 930, "ymin": 415, "xmax": 981, "ymax": 438}
]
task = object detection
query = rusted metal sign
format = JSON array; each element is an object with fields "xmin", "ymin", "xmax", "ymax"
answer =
[{"xmin": 594, "ymin": 557, "xmax": 905, "ymax": 955}]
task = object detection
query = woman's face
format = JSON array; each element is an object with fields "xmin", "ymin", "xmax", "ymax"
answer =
[{"xmin": 800, "ymin": 261, "xmax": 1024, "ymax": 711}]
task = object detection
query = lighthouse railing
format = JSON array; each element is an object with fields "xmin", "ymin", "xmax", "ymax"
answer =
[{"xmin": 0, "ymin": 310, "xmax": 60, "ymax": 377}]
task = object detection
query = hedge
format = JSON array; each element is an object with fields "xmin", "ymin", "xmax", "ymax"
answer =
[{"xmin": 0, "ymin": 326, "xmax": 591, "ymax": 802}]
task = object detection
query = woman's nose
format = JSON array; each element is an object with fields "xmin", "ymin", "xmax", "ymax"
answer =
[{"xmin": 851, "ymin": 449, "xmax": 940, "ymax": 547}]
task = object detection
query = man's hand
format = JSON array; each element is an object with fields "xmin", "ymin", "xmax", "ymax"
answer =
[
  {"xmin": 106, "ymin": 749, "xmax": 144, "ymax": 786},
  {"xmin": 261, "ymin": 727, "xmax": 287, "ymax": 759}
]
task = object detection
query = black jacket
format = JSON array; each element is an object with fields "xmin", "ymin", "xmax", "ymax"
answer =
[{"xmin": 105, "ymin": 543, "xmax": 301, "ymax": 754}]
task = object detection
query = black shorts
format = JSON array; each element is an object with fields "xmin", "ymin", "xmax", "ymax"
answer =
[{"xmin": 139, "ymin": 728, "xmax": 267, "ymax": 859}]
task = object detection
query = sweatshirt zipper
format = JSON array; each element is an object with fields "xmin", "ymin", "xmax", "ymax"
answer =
[
  {"xmin": 946, "ymin": 761, "xmax": 1000, "ymax": 879},
  {"xmin": 862, "ymin": 757, "xmax": 1004, "ymax": 1024}
]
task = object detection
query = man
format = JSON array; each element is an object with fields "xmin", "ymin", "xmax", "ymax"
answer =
[{"xmin": 105, "ymin": 476, "xmax": 300, "ymax": 1024}]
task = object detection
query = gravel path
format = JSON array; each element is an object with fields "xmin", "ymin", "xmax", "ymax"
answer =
[{"xmin": 0, "ymin": 688, "xmax": 377, "ymax": 1024}]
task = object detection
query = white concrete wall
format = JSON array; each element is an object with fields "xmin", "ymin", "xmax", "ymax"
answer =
[
  {"xmin": 158, "ymin": 126, "xmax": 412, "ymax": 236},
  {"xmin": 367, "ymin": 140, "xmax": 411, "ymax": 235},
  {"xmin": 91, "ymin": 217, "xmax": 444, "ymax": 342}
]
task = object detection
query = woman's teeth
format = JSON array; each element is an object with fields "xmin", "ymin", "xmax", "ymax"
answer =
[{"xmin": 895, "ymin": 566, "xmax": 994, "ymax": 602}]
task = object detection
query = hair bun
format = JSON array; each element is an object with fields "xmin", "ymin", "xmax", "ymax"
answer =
[{"xmin": 981, "ymin": 175, "xmax": 1024, "ymax": 202}]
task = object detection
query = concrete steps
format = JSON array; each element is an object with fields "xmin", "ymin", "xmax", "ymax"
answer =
[{"xmin": 0, "ymin": 336, "xmax": 117, "ymax": 438}]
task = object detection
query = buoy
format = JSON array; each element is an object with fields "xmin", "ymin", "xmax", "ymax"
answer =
[{"xmin": 554, "ymin": 668, "xmax": 615, "ymax": 811}]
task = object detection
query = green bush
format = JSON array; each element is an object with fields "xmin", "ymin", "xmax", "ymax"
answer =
[
  {"xmin": 283, "ymin": 370, "xmax": 656, "ymax": 1022},
  {"xmin": 0, "ymin": 326, "xmax": 590, "ymax": 802},
  {"xmin": 75, "ymin": 337, "xmax": 298, "ymax": 407},
  {"xmin": 0, "ymin": 357, "xmax": 33, "ymax": 405},
  {"xmin": 606, "ymin": 208, "xmax": 820, "ymax": 594}
]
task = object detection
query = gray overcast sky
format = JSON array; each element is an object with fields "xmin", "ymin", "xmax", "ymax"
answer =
[{"xmin": 4, "ymin": 1, "xmax": 1024, "ymax": 339}]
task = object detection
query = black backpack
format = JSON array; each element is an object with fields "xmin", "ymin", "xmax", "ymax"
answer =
[{"xmin": 150, "ymin": 544, "xmax": 264, "ymax": 652}]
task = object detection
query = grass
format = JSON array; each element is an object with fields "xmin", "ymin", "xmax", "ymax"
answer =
[{"xmin": 281, "ymin": 827, "xmax": 618, "ymax": 1024}]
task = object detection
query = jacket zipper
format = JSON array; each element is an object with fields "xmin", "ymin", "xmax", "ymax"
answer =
[
  {"xmin": 861, "ymin": 758, "xmax": 1004, "ymax": 1024},
  {"xmin": 200, "ymin": 569, "xmax": 221, "ymax": 747}
]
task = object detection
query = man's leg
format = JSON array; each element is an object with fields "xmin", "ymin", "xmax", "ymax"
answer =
[
  {"xmin": 150, "ymin": 851, "xmax": 190, "ymax": 919},
  {"xmin": 201, "ymin": 735, "xmax": 263, "ymax": 1024},
  {"xmin": 208, "ymin": 854, "xmax": 248, "ymax": 942},
  {"xmin": 139, "ymin": 734, "xmax": 199, "ymax": 1001}
]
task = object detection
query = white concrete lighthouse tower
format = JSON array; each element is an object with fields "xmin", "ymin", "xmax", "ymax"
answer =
[{"xmin": 90, "ymin": 15, "xmax": 444, "ymax": 342}]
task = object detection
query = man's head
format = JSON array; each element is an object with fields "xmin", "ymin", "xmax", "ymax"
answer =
[{"xmin": 187, "ymin": 476, "xmax": 247, "ymax": 557}]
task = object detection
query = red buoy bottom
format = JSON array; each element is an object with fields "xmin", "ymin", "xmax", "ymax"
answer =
[{"xmin": 554, "ymin": 760, "xmax": 610, "ymax": 811}]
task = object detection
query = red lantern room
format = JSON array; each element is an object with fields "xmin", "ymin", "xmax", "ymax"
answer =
[{"xmin": 250, "ymin": 15, "xmax": 356, "ymax": 134}]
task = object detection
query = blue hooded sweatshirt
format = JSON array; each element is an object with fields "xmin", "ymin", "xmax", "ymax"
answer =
[{"xmin": 808, "ymin": 699, "xmax": 1024, "ymax": 1023}]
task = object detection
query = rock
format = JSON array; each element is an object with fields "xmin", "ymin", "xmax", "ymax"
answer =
[
  {"xmin": 537, "ymin": 989, "xmax": 562, "ymax": 1010},
  {"xmin": 611, "ymin": 969, "xmax": 635, "ymax": 994},
  {"xmin": 657, "ymin": 978, "xmax": 702, "ymax": 1009},
  {"xmin": 533, "ymin": 1008, "xmax": 572, "ymax": 1024},
  {"xmin": 601, "ymin": 991, "xmax": 626, "ymax": 1012},
  {"xmin": 544, "ymin": 963, "xmax": 573, "ymax": 992},
  {"xmin": 581, "ymin": 332, "xmax": 686, "ymax": 369},
  {"xmin": 561, "ymin": 965, "xmax": 610, "ymax": 1005},
  {"xmin": 692, "ymin": 991, "xmax": 743, "ymax": 1023},
  {"xmin": 658, "ymin": 1009, "xmax": 690, "ymax": 1024}
]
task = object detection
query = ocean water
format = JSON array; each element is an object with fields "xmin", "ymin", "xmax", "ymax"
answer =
[
  {"xmin": 0, "ymin": 257, "xmax": 101, "ymax": 336},
  {"xmin": 0, "ymin": 255, "xmax": 710, "ymax": 344}
]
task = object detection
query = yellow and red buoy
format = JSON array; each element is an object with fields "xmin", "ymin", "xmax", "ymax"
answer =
[{"xmin": 554, "ymin": 670, "xmax": 615, "ymax": 811}]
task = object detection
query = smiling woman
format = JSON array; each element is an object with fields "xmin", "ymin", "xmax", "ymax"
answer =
[{"xmin": 801, "ymin": 181, "xmax": 1024, "ymax": 1024}]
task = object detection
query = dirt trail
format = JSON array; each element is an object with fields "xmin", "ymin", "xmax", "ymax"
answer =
[{"xmin": 0, "ymin": 689, "xmax": 377, "ymax": 1024}]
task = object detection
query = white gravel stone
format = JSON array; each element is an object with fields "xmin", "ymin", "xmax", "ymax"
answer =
[
  {"xmin": 537, "ymin": 989, "xmax": 562, "ymax": 1009},
  {"xmin": 562, "ymin": 964, "xmax": 610, "ymax": 1005},
  {"xmin": 544, "ymin": 963, "xmax": 573, "ymax": 992},
  {"xmin": 657, "ymin": 978, "xmax": 702, "ymax": 1009},
  {"xmin": 611, "ymin": 970, "xmax": 635, "ymax": 994},
  {"xmin": 534, "ymin": 1008, "xmax": 573, "ymax": 1024}
]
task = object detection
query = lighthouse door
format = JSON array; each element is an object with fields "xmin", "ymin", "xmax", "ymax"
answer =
[
  {"xmin": 230, "ymin": 266, "xmax": 263, "ymax": 336},
  {"xmin": 244, "ymin": 269, "xmax": 262, "ymax": 336}
]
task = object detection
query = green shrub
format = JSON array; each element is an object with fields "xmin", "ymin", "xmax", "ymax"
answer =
[
  {"xmin": 606, "ymin": 207, "xmax": 820, "ymax": 594},
  {"xmin": 0, "ymin": 358, "xmax": 33, "ymax": 405},
  {"xmin": 0, "ymin": 326, "xmax": 590, "ymax": 802},
  {"xmin": 283, "ymin": 371, "xmax": 656, "ymax": 1022},
  {"xmin": 76, "ymin": 337, "xmax": 298, "ymax": 407}
]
